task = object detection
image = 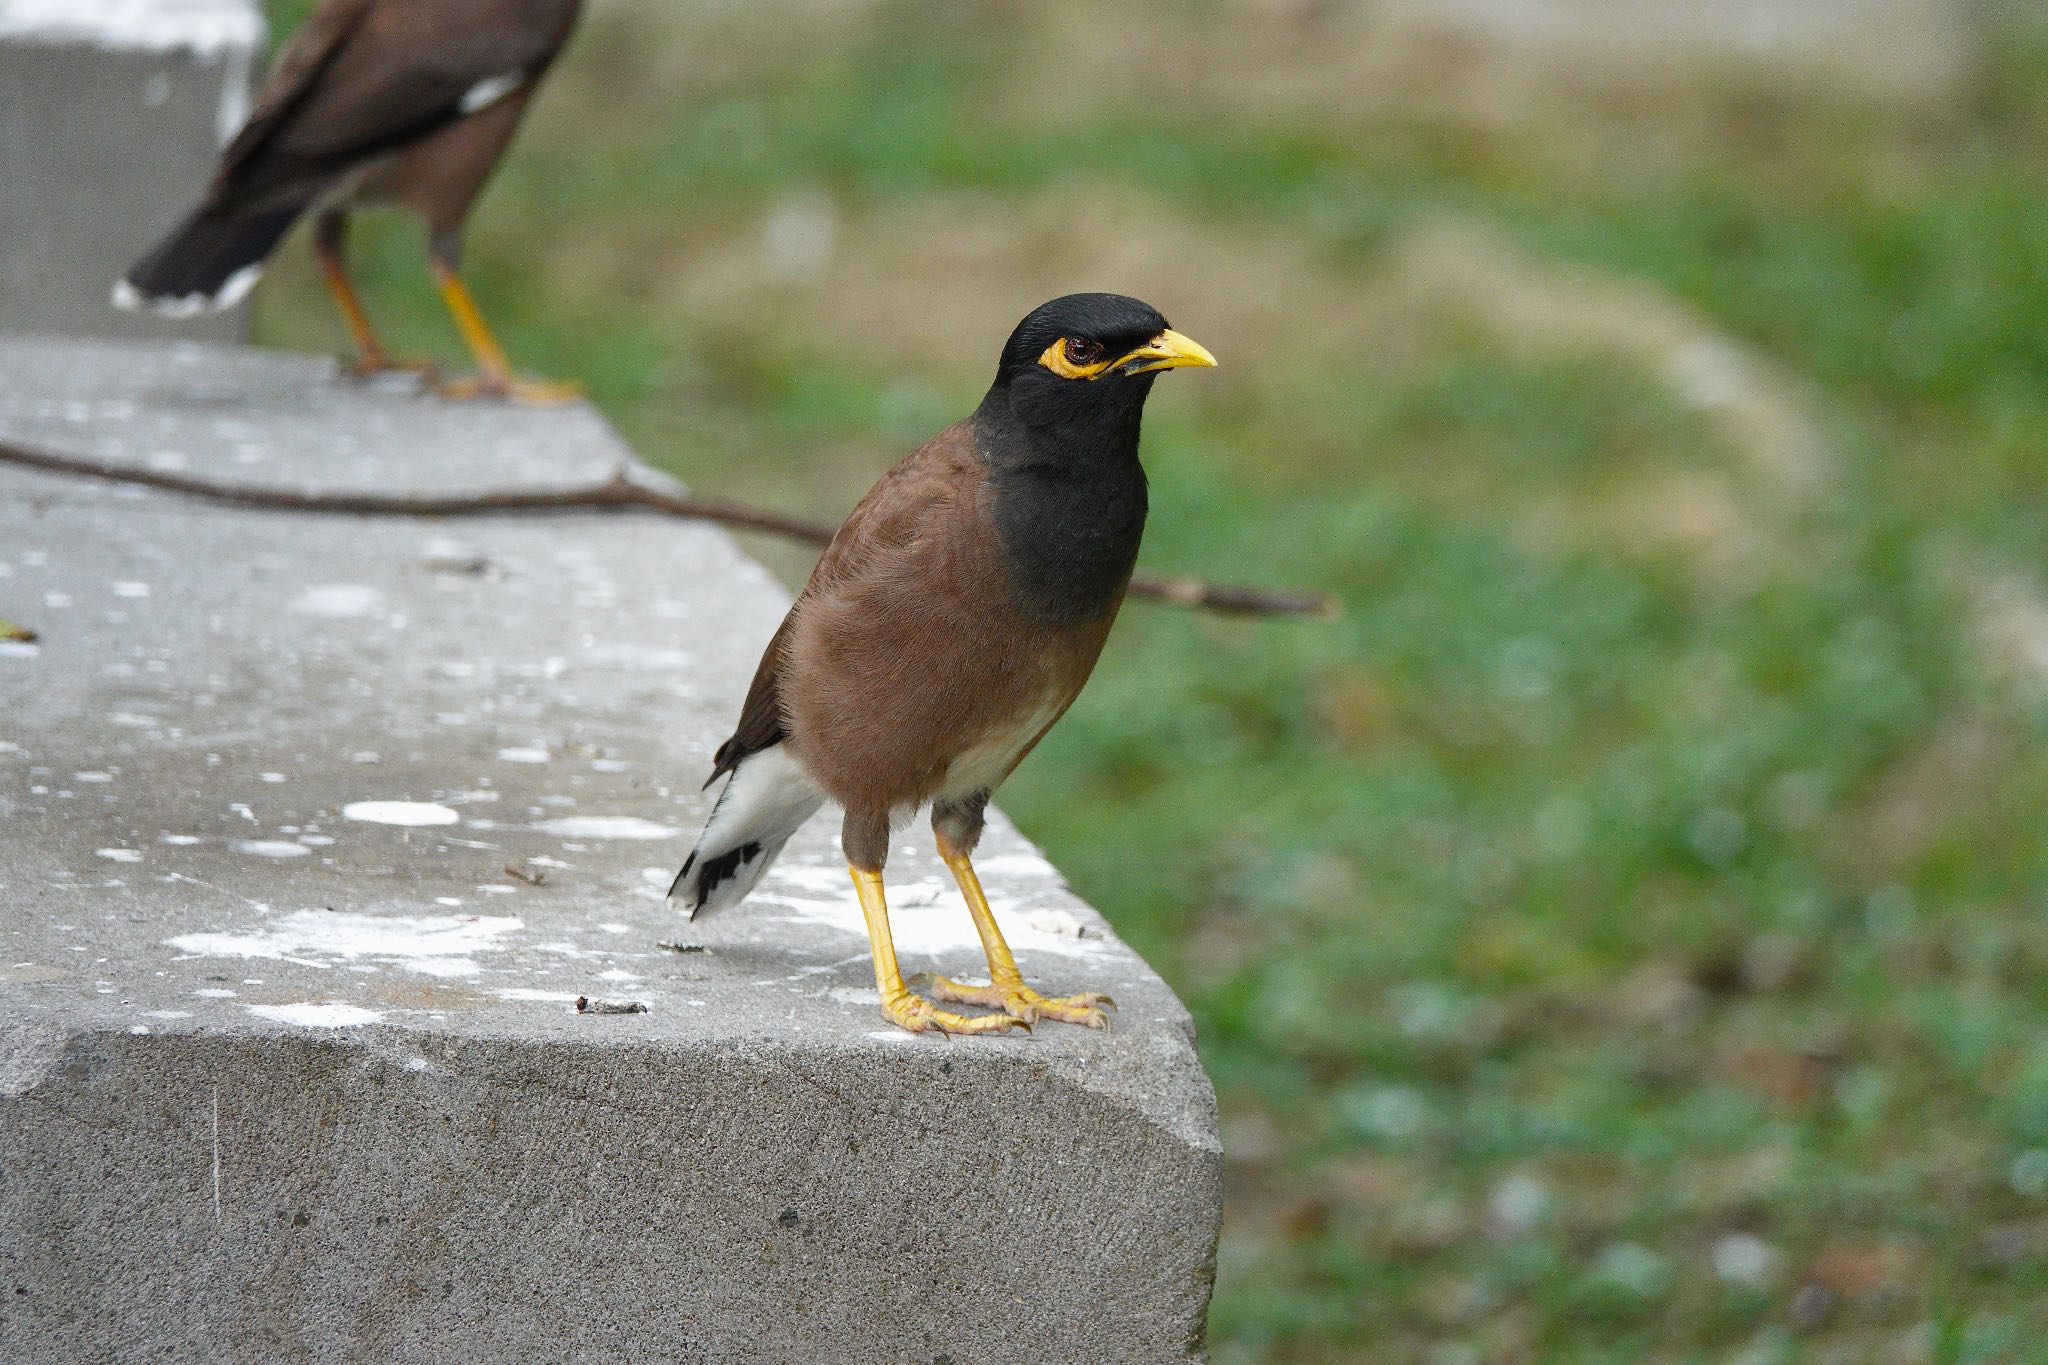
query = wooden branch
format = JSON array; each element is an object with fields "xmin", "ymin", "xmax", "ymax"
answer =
[{"xmin": 0, "ymin": 440, "xmax": 1337, "ymax": 619}]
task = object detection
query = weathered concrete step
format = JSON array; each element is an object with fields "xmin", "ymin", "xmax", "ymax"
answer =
[{"xmin": 0, "ymin": 334, "xmax": 1219, "ymax": 1363}]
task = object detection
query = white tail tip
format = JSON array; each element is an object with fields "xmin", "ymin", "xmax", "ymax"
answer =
[{"xmin": 111, "ymin": 263, "xmax": 263, "ymax": 318}]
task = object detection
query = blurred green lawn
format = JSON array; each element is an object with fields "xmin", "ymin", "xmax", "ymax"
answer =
[{"xmin": 258, "ymin": 3, "xmax": 2048, "ymax": 1359}]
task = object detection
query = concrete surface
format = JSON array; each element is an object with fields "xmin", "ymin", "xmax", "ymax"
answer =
[
  {"xmin": 0, "ymin": 335, "xmax": 1221, "ymax": 1363},
  {"xmin": 0, "ymin": 0, "xmax": 262, "ymax": 342}
]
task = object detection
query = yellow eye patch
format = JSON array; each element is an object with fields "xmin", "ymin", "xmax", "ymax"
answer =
[
  {"xmin": 1036, "ymin": 330, "xmax": 1219, "ymax": 381},
  {"xmin": 1038, "ymin": 338, "xmax": 1112, "ymax": 380}
]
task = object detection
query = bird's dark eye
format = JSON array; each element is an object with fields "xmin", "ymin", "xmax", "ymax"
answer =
[{"xmin": 1064, "ymin": 337, "xmax": 1103, "ymax": 367}]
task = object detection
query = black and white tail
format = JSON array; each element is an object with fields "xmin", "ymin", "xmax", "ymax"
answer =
[
  {"xmin": 112, "ymin": 202, "xmax": 304, "ymax": 318},
  {"xmin": 667, "ymin": 745, "xmax": 825, "ymax": 919}
]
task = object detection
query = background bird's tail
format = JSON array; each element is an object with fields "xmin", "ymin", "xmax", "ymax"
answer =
[
  {"xmin": 113, "ymin": 202, "xmax": 304, "ymax": 318},
  {"xmin": 668, "ymin": 745, "xmax": 825, "ymax": 919}
]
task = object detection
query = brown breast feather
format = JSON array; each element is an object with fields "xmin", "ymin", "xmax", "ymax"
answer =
[{"xmin": 730, "ymin": 420, "xmax": 1118, "ymax": 820}]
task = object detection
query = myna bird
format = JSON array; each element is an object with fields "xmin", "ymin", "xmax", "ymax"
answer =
[
  {"xmin": 113, "ymin": 0, "xmax": 583, "ymax": 402},
  {"xmin": 670, "ymin": 294, "xmax": 1216, "ymax": 1035}
]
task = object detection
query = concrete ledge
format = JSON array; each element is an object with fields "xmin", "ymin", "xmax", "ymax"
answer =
[{"xmin": 0, "ymin": 335, "xmax": 1220, "ymax": 1362}]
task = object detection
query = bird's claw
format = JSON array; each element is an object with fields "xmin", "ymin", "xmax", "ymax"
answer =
[
  {"xmin": 916, "ymin": 974, "xmax": 1113, "ymax": 1029},
  {"xmin": 341, "ymin": 354, "xmax": 440, "ymax": 383},
  {"xmin": 437, "ymin": 373, "xmax": 582, "ymax": 406},
  {"xmin": 882, "ymin": 988, "xmax": 1029, "ymax": 1037}
]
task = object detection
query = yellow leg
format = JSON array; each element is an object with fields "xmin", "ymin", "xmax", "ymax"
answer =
[
  {"xmin": 854, "ymin": 866, "xmax": 1026, "ymax": 1036},
  {"xmin": 919, "ymin": 844, "xmax": 1114, "ymax": 1029},
  {"xmin": 318, "ymin": 249, "xmax": 399, "ymax": 374},
  {"xmin": 430, "ymin": 264, "xmax": 580, "ymax": 405},
  {"xmin": 316, "ymin": 247, "xmax": 436, "ymax": 383},
  {"xmin": 314, "ymin": 217, "xmax": 434, "ymax": 380}
]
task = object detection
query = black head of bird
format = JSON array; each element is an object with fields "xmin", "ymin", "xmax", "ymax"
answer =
[
  {"xmin": 990, "ymin": 292, "xmax": 1218, "ymax": 451},
  {"xmin": 975, "ymin": 293, "xmax": 1215, "ymax": 620}
]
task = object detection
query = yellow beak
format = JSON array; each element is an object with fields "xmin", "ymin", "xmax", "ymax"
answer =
[{"xmin": 1115, "ymin": 329, "xmax": 1219, "ymax": 376}]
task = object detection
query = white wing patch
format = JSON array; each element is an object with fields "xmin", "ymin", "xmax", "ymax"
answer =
[{"xmin": 458, "ymin": 71, "xmax": 525, "ymax": 115}]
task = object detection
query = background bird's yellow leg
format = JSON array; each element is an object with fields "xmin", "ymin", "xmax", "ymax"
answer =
[
  {"xmin": 920, "ymin": 842, "xmax": 1114, "ymax": 1029},
  {"xmin": 852, "ymin": 866, "xmax": 1023, "ymax": 1036},
  {"xmin": 319, "ymin": 252, "xmax": 391, "ymax": 371},
  {"xmin": 430, "ymin": 263, "xmax": 580, "ymax": 405},
  {"xmin": 314, "ymin": 212, "xmax": 432, "ymax": 379}
]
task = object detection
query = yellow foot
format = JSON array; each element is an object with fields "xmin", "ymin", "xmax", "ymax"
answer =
[
  {"xmin": 342, "ymin": 354, "xmax": 439, "ymax": 382},
  {"xmin": 882, "ymin": 988, "xmax": 1029, "ymax": 1037},
  {"xmin": 437, "ymin": 374, "xmax": 583, "ymax": 405},
  {"xmin": 916, "ymin": 974, "xmax": 1114, "ymax": 1029}
]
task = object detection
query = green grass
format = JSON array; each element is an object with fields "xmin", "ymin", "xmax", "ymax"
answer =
[{"xmin": 256, "ymin": 3, "xmax": 2048, "ymax": 1358}]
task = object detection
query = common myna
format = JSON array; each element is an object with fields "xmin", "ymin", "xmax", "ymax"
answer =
[
  {"xmin": 670, "ymin": 294, "xmax": 1216, "ymax": 1035},
  {"xmin": 113, "ymin": 0, "xmax": 583, "ymax": 402}
]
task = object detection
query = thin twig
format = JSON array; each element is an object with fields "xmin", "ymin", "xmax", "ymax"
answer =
[{"xmin": 0, "ymin": 439, "xmax": 1336, "ymax": 619}]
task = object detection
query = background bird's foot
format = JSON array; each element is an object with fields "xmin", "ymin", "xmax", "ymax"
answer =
[
  {"xmin": 341, "ymin": 354, "xmax": 440, "ymax": 383},
  {"xmin": 883, "ymin": 987, "xmax": 1028, "ymax": 1037},
  {"xmin": 916, "ymin": 974, "xmax": 1114, "ymax": 1029},
  {"xmin": 437, "ymin": 373, "xmax": 583, "ymax": 405}
]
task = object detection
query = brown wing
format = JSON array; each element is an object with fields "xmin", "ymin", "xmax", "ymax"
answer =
[
  {"xmin": 207, "ymin": 0, "xmax": 580, "ymax": 204},
  {"xmin": 706, "ymin": 615, "xmax": 793, "ymax": 785},
  {"xmin": 208, "ymin": 0, "xmax": 372, "ymax": 190},
  {"xmin": 704, "ymin": 423, "xmax": 975, "ymax": 785}
]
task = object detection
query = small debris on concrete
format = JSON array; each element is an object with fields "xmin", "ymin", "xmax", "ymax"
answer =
[
  {"xmin": 656, "ymin": 941, "xmax": 708, "ymax": 954},
  {"xmin": 504, "ymin": 864, "xmax": 544, "ymax": 886},
  {"xmin": 0, "ymin": 619, "xmax": 37, "ymax": 642},
  {"xmin": 419, "ymin": 543, "xmax": 494, "ymax": 576},
  {"xmin": 575, "ymin": 995, "xmax": 647, "ymax": 1015}
]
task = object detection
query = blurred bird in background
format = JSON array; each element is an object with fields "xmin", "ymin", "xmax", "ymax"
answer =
[
  {"xmin": 670, "ymin": 293, "xmax": 1216, "ymax": 1036},
  {"xmin": 114, "ymin": 0, "xmax": 584, "ymax": 402}
]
